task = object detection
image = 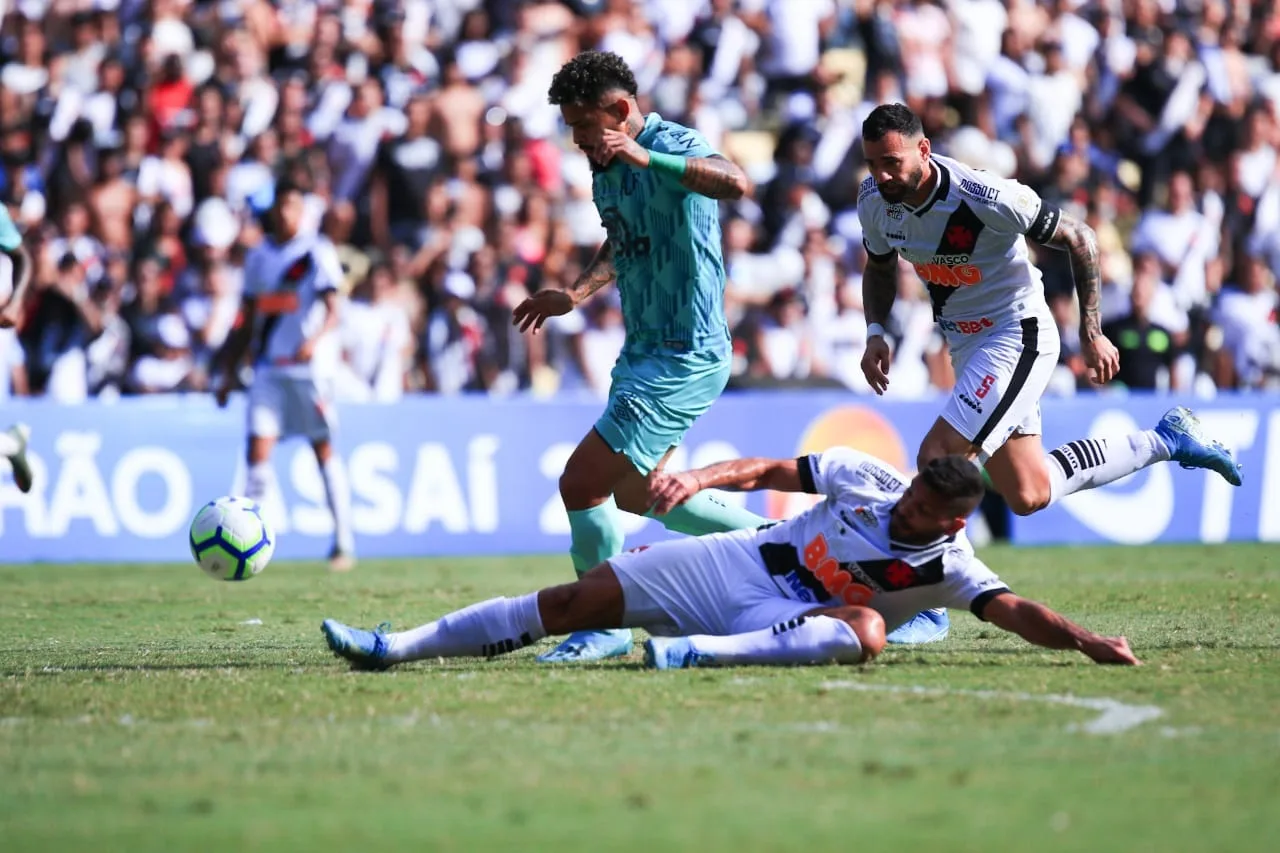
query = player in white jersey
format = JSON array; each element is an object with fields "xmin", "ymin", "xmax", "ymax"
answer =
[
  {"xmin": 0, "ymin": 203, "xmax": 33, "ymax": 494},
  {"xmin": 855, "ymin": 104, "xmax": 1241, "ymax": 645},
  {"xmin": 216, "ymin": 184, "xmax": 356, "ymax": 571},
  {"xmin": 319, "ymin": 451, "xmax": 1140, "ymax": 670}
]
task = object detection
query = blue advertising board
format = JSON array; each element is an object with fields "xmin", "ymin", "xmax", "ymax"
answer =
[{"xmin": 0, "ymin": 392, "xmax": 1276, "ymax": 563}]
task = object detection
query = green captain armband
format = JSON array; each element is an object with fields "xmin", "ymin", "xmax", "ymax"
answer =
[{"xmin": 648, "ymin": 151, "xmax": 688, "ymax": 179}]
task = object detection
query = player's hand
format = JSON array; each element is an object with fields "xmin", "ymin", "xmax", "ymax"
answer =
[
  {"xmin": 294, "ymin": 337, "xmax": 316, "ymax": 363},
  {"xmin": 1081, "ymin": 634, "xmax": 1141, "ymax": 665},
  {"xmin": 0, "ymin": 303, "xmax": 21, "ymax": 328},
  {"xmin": 214, "ymin": 375, "xmax": 235, "ymax": 408},
  {"xmin": 646, "ymin": 471, "xmax": 702, "ymax": 515},
  {"xmin": 1081, "ymin": 333, "xmax": 1120, "ymax": 385},
  {"xmin": 861, "ymin": 335, "xmax": 893, "ymax": 395},
  {"xmin": 512, "ymin": 289, "xmax": 574, "ymax": 334},
  {"xmin": 590, "ymin": 128, "xmax": 651, "ymax": 169}
]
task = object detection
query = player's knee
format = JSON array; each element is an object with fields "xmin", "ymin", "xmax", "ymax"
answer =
[
  {"xmin": 1004, "ymin": 472, "xmax": 1052, "ymax": 516},
  {"xmin": 536, "ymin": 582, "xmax": 582, "ymax": 635},
  {"xmin": 558, "ymin": 467, "xmax": 605, "ymax": 511},
  {"xmin": 845, "ymin": 608, "xmax": 886, "ymax": 662}
]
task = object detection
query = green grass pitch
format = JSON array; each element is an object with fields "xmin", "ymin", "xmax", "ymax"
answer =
[{"xmin": 1, "ymin": 544, "xmax": 1277, "ymax": 852}]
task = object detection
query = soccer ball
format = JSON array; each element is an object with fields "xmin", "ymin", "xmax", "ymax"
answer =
[{"xmin": 189, "ymin": 496, "xmax": 276, "ymax": 581}]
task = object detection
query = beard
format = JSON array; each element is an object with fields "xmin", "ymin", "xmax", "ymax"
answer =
[{"xmin": 877, "ymin": 163, "xmax": 926, "ymax": 204}]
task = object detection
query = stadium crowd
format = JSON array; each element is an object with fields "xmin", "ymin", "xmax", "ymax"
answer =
[{"xmin": 1, "ymin": 0, "xmax": 1278, "ymax": 405}]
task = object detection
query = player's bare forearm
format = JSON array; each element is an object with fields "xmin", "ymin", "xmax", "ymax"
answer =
[
  {"xmin": 862, "ymin": 254, "xmax": 898, "ymax": 326},
  {"xmin": 689, "ymin": 457, "xmax": 803, "ymax": 493},
  {"xmin": 678, "ymin": 156, "xmax": 752, "ymax": 200},
  {"xmin": 1044, "ymin": 213, "xmax": 1103, "ymax": 341},
  {"xmin": 6, "ymin": 244, "xmax": 32, "ymax": 304},
  {"xmin": 567, "ymin": 240, "xmax": 616, "ymax": 305},
  {"xmin": 218, "ymin": 299, "xmax": 257, "ymax": 380},
  {"xmin": 982, "ymin": 594, "xmax": 1139, "ymax": 665}
]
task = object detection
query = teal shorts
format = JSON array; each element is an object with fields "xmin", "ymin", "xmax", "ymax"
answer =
[{"xmin": 595, "ymin": 345, "xmax": 732, "ymax": 474}]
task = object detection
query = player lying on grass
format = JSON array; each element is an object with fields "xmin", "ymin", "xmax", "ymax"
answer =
[{"xmin": 321, "ymin": 450, "xmax": 1140, "ymax": 671}]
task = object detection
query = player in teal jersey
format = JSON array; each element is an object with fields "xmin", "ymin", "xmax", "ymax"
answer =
[
  {"xmin": 513, "ymin": 51, "xmax": 772, "ymax": 663},
  {"xmin": 0, "ymin": 203, "xmax": 35, "ymax": 494}
]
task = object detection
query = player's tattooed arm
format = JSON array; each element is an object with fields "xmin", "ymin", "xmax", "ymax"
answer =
[
  {"xmin": 1041, "ymin": 211, "xmax": 1104, "ymax": 341},
  {"xmin": 567, "ymin": 239, "xmax": 617, "ymax": 305},
  {"xmin": 861, "ymin": 251, "xmax": 898, "ymax": 327},
  {"xmin": 677, "ymin": 155, "xmax": 752, "ymax": 201}
]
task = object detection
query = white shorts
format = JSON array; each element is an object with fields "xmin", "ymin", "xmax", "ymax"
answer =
[
  {"xmin": 941, "ymin": 315, "xmax": 1059, "ymax": 460},
  {"xmin": 247, "ymin": 371, "xmax": 336, "ymax": 442},
  {"xmin": 608, "ymin": 530, "xmax": 816, "ymax": 637}
]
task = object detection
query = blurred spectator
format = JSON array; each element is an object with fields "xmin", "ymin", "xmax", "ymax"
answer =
[
  {"xmin": 0, "ymin": 0, "xmax": 1275, "ymax": 401},
  {"xmin": 1102, "ymin": 265, "xmax": 1180, "ymax": 391}
]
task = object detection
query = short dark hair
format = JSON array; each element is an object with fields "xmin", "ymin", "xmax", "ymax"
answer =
[
  {"xmin": 918, "ymin": 455, "xmax": 986, "ymax": 513},
  {"xmin": 548, "ymin": 51, "xmax": 638, "ymax": 107},
  {"xmin": 862, "ymin": 104, "xmax": 924, "ymax": 143}
]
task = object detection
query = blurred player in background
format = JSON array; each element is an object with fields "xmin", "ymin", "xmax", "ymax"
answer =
[
  {"xmin": 511, "ymin": 51, "xmax": 770, "ymax": 662},
  {"xmin": 0, "ymin": 202, "xmax": 33, "ymax": 493},
  {"xmin": 319, "ymin": 451, "xmax": 1139, "ymax": 672},
  {"xmin": 856, "ymin": 104, "xmax": 1242, "ymax": 643},
  {"xmin": 216, "ymin": 184, "xmax": 355, "ymax": 572}
]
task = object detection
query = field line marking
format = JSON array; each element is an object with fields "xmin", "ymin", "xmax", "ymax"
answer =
[{"xmin": 819, "ymin": 681, "xmax": 1164, "ymax": 735}]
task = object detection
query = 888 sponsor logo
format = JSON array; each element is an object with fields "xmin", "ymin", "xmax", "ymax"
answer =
[{"xmin": 939, "ymin": 317, "xmax": 994, "ymax": 336}]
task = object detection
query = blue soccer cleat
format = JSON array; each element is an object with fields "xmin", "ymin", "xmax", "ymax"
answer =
[
  {"xmin": 536, "ymin": 629, "xmax": 634, "ymax": 663},
  {"xmin": 885, "ymin": 608, "xmax": 950, "ymax": 645},
  {"xmin": 1154, "ymin": 407, "xmax": 1243, "ymax": 487},
  {"xmin": 322, "ymin": 619, "xmax": 392, "ymax": 670},
  {"xmin": 643, "ymin": 636, "xmax": 710, "ymax": 670}
]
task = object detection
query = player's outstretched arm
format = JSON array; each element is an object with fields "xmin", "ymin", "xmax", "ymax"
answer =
[
  {"xmin": 646, "ymin": 457, "xmax": 802, "ymax": 514},
  {"xmin": 980, "ymin": 593, "xmax": 1140, "ymax": 665},
  {"xmin": 1038, "ymin": 211, "xmax": 1119, "ymax": 384}
]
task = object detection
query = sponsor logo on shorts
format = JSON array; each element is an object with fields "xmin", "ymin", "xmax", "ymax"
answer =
[
  {"xmin": 939, "ymin": 318, "xmax": 994, "ymax": 335},
  {"xmin": 609, "ymin": 392, "xmax": 646, "ymax": 424},
  {"xmin": 958, "ymin": 392, "xmax": 983, "ymax": 414}
]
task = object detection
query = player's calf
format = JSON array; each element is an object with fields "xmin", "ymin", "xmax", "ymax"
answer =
[{"xmin": 645, "ymin": 610, "xmax": 885, "ymax": 669}]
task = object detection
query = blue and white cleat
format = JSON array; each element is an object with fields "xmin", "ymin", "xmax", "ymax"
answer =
[
  {"xmin": 643, "ymin": 636, "xmax": 709, "ymax": 670},
  {"xmin": 5, "ymin": 423, "xmax": 32, "ymax": 494},
  {"xmin": 536, "ymin": 629, "xmax": 634, "ymax": 663},
  {"xmin": 1155, "ymin": 407, "xmax": 1243, "ymax": 486},
  {"xmin": 322, "ymin": 619, "xmax": 392, "ymax": 670},
  {"xmin": 885, "ymin": 608, "xmax": 950, "ymax": 645}
]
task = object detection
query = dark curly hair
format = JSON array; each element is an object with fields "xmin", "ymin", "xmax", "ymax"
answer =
[
  {"xmin": 547, "ymin": 50, "xmax": 638, "ymax": 106},
  {"xmin": 862, "ymin": 103, "xmax": 923, "ymax": 143},
  {"xmin": 919, "ymin": 455, "xmax": 985, "ymax": 513}
]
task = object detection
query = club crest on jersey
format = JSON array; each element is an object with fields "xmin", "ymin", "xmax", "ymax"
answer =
[
  {"xmin": 945, "ymin": 225, "xmax": 977, "ymax": 252},
  {"xmin": 284, "ymin": 256, "xmax": 311, "ymax": 283}
]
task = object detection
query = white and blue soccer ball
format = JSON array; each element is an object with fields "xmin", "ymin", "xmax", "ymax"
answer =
[{"xmin": 189, "ymin": 496, "xmax": 276, "ymax": 581}]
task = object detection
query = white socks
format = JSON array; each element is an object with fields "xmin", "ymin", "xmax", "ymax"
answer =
[
  {"xmin": 245, "ymin": 461, "xmax": 276, "ymax": 501},
  {"xmin": 246, "ymin": 457, "xmax": 356, "ymax": 555},
  {"xmin": 0, "ymin": 432, "xmax": 19, "ymax": 457},
  {"xmin": 685, "ymin": 615, "xmax": 864, "ymax": 666},
  {"xmin": 320, "ymin": 456, "xmax": 355, "ymax": 555},
  {"xmin": 385, "ymin": 593, "xmax": 547, "ymax": 663},
  {"xmin": 1045, "ymin": 429, "xmax": 1171, "ymax": 506}
]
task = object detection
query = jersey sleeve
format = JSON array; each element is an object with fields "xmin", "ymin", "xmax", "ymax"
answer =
[
  {"xmin": 650, "ymin": 124, "xmax": 718, "ymax": 160},
  {"xmin": 312, "ymin": 240, "xmax": 345, "ymax": 294},
  {"xmin": 0, "ymin": 206, "xmax": 22, "ymax": 253},
  {"xmin": 961, "ymin": 174, "xmax": 1061, "ymax": 244},
  {"xmin": 241, "ymin": 247, "xmax": 263, "ymax": 299},
  {"xmin": 856, "ymin": 178, "xmax": 894, "ymax": 260},
  {"xmin": 937, "ymin": 547, "xmax": 1012, "ymax": 618},
  {"xmin": 797, "ymin": 447, "xmax": 909, "ymax": 498}
]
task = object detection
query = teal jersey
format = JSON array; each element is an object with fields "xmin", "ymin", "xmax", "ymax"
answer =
[
  {"xmin": 0, "ymin": 205, "xmax": 20, "ymax": 253},
  {"xmin": 592, "ymin": 113, "xmax": 729, "ymax": 353}
]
